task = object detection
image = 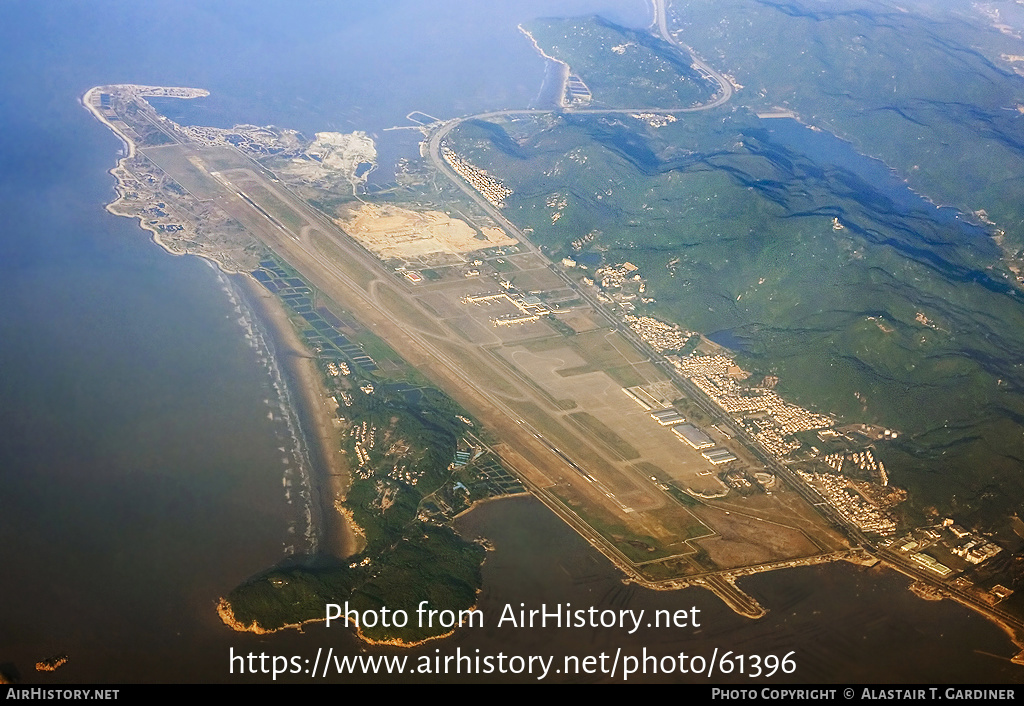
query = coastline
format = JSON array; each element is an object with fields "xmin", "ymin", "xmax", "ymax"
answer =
[
  {"xmin": 83, "ymin": 86, "xmax": 1024, "ymax": 663},
  {"xmin": 87, "ymin": 84, "xmax": 478, "ymax": 649},
  {"xmin": 883, "ymin": 562, "xmax": 1024, "ymax": 665},
  {"xmin": 241, "ymin": 275, "xmax": 360, "ymax": 558},
  {"xmin": 518, "ymin": 25, "xmax": 569, "ymax": 109},
  {"xmin": 84, "ymin": 86, "xmax": 253, "ymax": 274},
  {"xmin": 84, "ymin": 84, "xmax": 359, "ymax": 558},
  {"xmin": 216, "ymin": 596, "xmax": 462, "ymax": 648},
  {"xmin": 82, "ymin": 86, "xmax": 136, "ymax": 158}
]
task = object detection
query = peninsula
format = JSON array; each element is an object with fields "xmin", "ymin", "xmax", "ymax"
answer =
[{"xmin": 81, "ymin": 0, "xmax": 1024, "ymax": 655}]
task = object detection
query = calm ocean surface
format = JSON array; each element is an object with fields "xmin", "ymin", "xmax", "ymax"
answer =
[{"xmin": 0, "ymin": 0, "xmax": 1021, "ymax": 683}]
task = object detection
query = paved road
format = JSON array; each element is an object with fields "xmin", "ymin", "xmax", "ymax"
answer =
[
  {"xmin": 651, "ymin": 0, "xmax": 734, "ymax": 109},
  {"xmin": 419, "ymin": 2, "xmax": 1024, "ymax": 641}
]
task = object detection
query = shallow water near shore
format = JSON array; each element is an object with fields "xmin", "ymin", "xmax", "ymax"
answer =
[
  {"xmin": 2, "ymin": 0, "xmax": 1024, "ymax": 684},
  {"xmin": 451, "ymin": 497, "xmax": 1023, "ymax": 683},
  {"xmin": 217, "ymin": 497, "xmax": 1024, "ymax": 683}
]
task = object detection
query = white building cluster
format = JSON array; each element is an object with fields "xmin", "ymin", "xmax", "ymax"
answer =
[
  {"xmin": 672, "ymin": 353, "xmax": 833, "ymax": 459},
  {"xmin": 595, "ymin": 261, "xmax": 640, "ymax": 289},
  {"xmin": 387, "ymin": 461, "xmax": 424, "ymax": 487},
  {"xmin": 326, "ymin": 361, "xmax": 350, "ymax": 377},
  {"xmin": 442, "ymin": 147, "xmax": 513, "ymax": 208},
  {"xmin": 954, "ymin": 539, "xmax": 1002, "ymax": 564},
  {"xmin": 624, "ymin": 314, "xmax": 692, "ymax": 352},
  {"xmin": 350, "ymin": 420, "xmax": 378, "ymax": 480},
  {"xmin": 796, "ymin": 469, "xmax": 897, "ymax": 535},
  {"xmin": 631, "ymin": 112, "xmax": 678, "ymax": 128},
  {"xmin": 824, "ymin": 448, "xmax": 888, "ymax": 486}
]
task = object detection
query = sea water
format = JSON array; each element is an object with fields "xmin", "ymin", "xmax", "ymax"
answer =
[{"xmin": 1, "ymin": 0, "xmax": 1021, "ymax": 683}]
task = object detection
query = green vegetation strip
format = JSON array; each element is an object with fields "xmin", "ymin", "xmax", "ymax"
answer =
[
  {"xmin": 241, "ymin": 182, "xmax": 308, "ymax": 234},
  {"xmin": 548, "ymin": 486, "xmax": 677, "ymax": 564},
  {"xmin": 374, "ymin": 282, "xmax": 445, "ymax": 336},
  {"xmin": 225, "ymin": 329, "xmax": 503, "ymax": 643},
  {"xmin": 568, "ymin": 411, "xmax": 641, "ymax": 460},
  {"xmin": 311, "ymin": 231, "xmax": 377, "ymax": 289}
]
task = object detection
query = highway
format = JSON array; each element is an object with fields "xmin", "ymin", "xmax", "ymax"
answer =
[
  {"xmin": 422, "ymin": 0, "xmax": 736, "ymax": 211},
  {"xmin": 114, "ymin": 3, "xmax": 1024, "ymax": 641},
  {"xmin": 418, "ymin": 0, "xmax": 1024, "ymax": 644},
  {"xmin": 651, "ymin": 0, "xmax": 734, "ymax": 110}
]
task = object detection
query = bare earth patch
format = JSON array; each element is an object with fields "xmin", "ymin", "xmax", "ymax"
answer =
[{"xmin": 336, "ymin": 203, "xmax": 516, "ymax": 259}]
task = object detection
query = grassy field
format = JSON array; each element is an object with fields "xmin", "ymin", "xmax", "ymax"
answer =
[
  {"xmin": 549, "ymin": 485, "xmax": 684, "ymax": 564},
  {"xmin": 374, "ymin": 282, "xmax": 446, "ymax": 336},
  {"xmin": 568, "ymin": 411, "xmax": 641, "ymax": 460},
  {"xmin": 311, "ymin": 231, "xmax": 377, "ymax": 289},
  {"xmin": 141, "ymin": 144, "xmax": 222, "ymax": 196},
  {"xmin": 236, "ymin": 181, "xmax": 307, "ymax": 234},
  {"xmin": 447, "ymin": 98, "xmax": 1024, "ymax": 528}
]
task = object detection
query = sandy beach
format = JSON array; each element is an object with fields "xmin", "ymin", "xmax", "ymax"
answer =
[
  {"xmin": 243, "ymin": 276, "xmax": 361, "ymax": 559},
  {"xmin": 85, "ymin": 85, "xmax": 360, "ymax": 561}
]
